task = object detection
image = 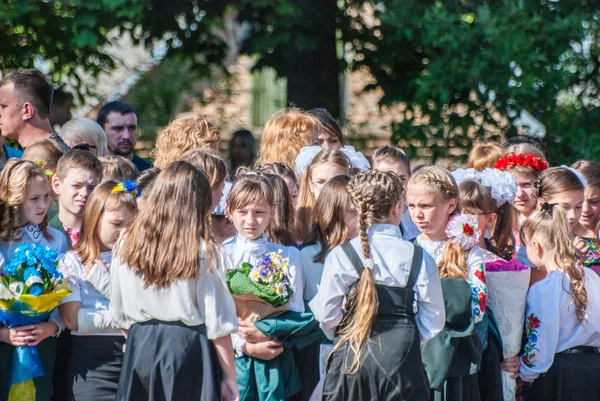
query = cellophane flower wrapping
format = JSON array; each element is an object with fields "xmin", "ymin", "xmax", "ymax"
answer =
[
  {"xmin": 226, "ymin": 250, "xmax": 293, "ymax": 322},
  {"xmin": 0, "ymin": 244, "xmax": 71, "ymax": 401},
  {"xmin": 484, "ymin": 250, "xmax": 530, "ymax": 401}
]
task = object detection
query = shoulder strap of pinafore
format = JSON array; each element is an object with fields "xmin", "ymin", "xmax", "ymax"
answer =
[
  {"xmin": 405, "ymin": 244, "xmax": 423, "ymax": 289},
  {"xmin": 341, "ymin": 242, "xmax": 365, "ymax": 277}
]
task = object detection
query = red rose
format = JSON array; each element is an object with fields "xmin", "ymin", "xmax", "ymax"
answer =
[
  {"xmin": 463, "ymin": 223, "xmax": 475, "ymax": 236},
  {"xmin": 528, "ymin": 314, "xmax": 541, "ymax": 329},
  {"xmin": 474, "ymin": 269, "xmax": 486, "ymax": 284},
  {"xmin": 478, "ymin": 291, "xmax": 487, "ymax": 313}
]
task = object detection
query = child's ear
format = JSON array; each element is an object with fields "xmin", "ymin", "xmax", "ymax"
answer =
[
  {"xmin": 448, "ymin": 198, "xmax": 458, "ymax": 215},
  {"xmin": 225, "ymin": 205, "xmax": 231, "ymax": 220},
  {"xmin": 487, "ymin": 213, "xmax": 498, "ymax": 231},
  {"xmin": 51, "ymin": 176, "xmax": 61, "ymax": 195},
  {"xmin": 392, "ymin": 200, "xmax": 403, "ymax": 219},
  {"xmin": 533, "ymin": 240, "xmax": 543, "ymax": 258}
]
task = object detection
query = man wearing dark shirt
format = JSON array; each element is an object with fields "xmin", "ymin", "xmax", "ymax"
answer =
[
  {"xmin": 0, "ymin": 69, "xmax": 70, "ymax": 152},
  {"xmin": 97, "ymin": 101, "xmax": 152, "ymax": 171}
]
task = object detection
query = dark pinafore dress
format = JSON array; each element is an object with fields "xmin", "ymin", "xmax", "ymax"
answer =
[{"xmin": 322, "ymin": 243, "xmax": 430, "ymax": 401}]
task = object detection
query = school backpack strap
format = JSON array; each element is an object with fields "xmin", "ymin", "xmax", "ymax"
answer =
[
  {"xmin": 341, "ymin": 242, "xmax": 365, "ymax": 277},
  {"xmin": 405, "ymin": 244, "xmax": 423, "ymax": 289}
]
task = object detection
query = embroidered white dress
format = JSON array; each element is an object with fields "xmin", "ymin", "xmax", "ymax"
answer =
[
  {"xmin": 519, "ymin": 269, "xmax": 600, "ymax": 382},
  {"xmin": 310, "ymin": 224, "xmax": 445, "ymax": 342},
  {"xmin": 415, "ymin": 236, "xmax": 488, "ymax": 323}
]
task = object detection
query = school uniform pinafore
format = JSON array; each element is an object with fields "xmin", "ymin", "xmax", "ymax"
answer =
[{"xmin": 322, "ymin": 243, "xmax": 429, "ymax": 401}]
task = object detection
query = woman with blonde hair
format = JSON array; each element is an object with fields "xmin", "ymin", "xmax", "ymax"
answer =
[
  {"xmin": 59, "ymin": 118, "xmax": 108, "ymax": 156},
  {"xmin": 151, "ymin": 117, "xmax": 221, "ymax": 168}
]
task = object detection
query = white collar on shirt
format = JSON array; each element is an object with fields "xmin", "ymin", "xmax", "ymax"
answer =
[
  {"xmin": 22, "ymin": 223, "xmax": 44, "ymax": 243},
  {"xmin": 368, "ymin": 223, "xmax": 402, "ymax": 237},
  {"xmin": 230, "ymin": 233, "xmax": 269, "ymax": 257}
]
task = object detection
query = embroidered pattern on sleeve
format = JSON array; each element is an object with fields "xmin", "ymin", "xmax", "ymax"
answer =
[
  {"xmin": 522, "ymin": 314, "xmax": 541, "ymax": 368},
  {"xmin": 468, "ymin": 263, "xmax": 487, "ymax": 320}
]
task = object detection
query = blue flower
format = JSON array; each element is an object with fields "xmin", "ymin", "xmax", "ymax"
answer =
[
  {"xmin": 528, "ymin": 333, "xmax": 538, "ymax": 343},
  {"xmin": 28, "ymin": 285, "xmax": 42, "ymax": 296},
  {"xmin": 24, "ymin": 267, "xmax": 41, "ymax": 281}
]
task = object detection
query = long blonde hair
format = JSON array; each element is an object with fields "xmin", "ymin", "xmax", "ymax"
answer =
[
  {"xmin": 521, "ymin": 204, "xmax": 588, "ymax": 322},
  {"xmin": 0, "ymin": 160, "xmax": 52, "ymax": 241},
  {"xmin": 407, "ymin": 166, "xmax": 464, "ymax": 278},
  {"xmin": 257, "ymin": 108, "xmax": 321, "ymax": 172},
  {"xmin": 295, "ymin": 148, "xmax": 351, "ymax": 242},
  {"xmin": 118, "ymin": 161, "xmax": 217, "ymax": 288},
  {"xmin": 75, "ymin": 181, "xmax": 138, "ymax": 266},
  {"xmin": 334, "ymin": 170, "xmax": 403, "ymax": 373}
]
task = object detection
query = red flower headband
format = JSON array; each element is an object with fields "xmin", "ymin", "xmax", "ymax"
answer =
[{"xmin": 494, "ymin": 153, "xmax": 548, "ymax": 172}]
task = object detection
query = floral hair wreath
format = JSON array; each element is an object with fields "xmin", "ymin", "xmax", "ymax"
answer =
[
  {"xmin": 111, "ymin": 180, "xmax": 141, "ymax": 198},
  {"xmin": 295, "ymin": 145, "xmax": 370, "ymax": 175},
  {"xmin": 451, "ymin": 167, "xmax": 517, "ymax": 207},
  {"xmin": 34, "ymin": 161, "xmax": 55, "ymax": 180},
  {"xmin": 445, "ymin": 214, "xmax": 481, "ymax": 251},
  {"xmin": 494, "ymin": 153, "xmax": 548, "ymax": 172}
]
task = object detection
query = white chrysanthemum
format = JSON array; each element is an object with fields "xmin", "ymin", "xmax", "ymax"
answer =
[
  {"xmin": 273, "ymin": 283, "xmax": 288, "ymax": 298},
  {"xmin": 249, "ymin": 269, "xmax": 262, "ymax": 282}
]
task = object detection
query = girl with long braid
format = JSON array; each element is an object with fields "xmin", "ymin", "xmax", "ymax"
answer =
[{"xmin": 310, "ymin": 170, "xmax": 445, "ymax": 401}]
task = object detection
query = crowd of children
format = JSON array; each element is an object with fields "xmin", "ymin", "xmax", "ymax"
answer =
[{"xmin": 1, "ymin": 106, "xmax": 600, "ymax": 401}]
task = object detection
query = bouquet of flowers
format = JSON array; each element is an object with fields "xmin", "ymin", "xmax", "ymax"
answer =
[
  {"xmin": 0, "ymin": 244, "xmax": 71, "ymax": 401},
  {"xmin": 226, "ymin": 250, "xmax": 293, "ymax": 322}
]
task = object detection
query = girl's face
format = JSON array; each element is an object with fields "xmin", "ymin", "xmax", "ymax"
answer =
[
  {"xmin": 310, "ymin": 162, "xmax": 348, "ymax": 199},
  {"xmin": 211, "ymin": 181, "xmax": 225, "ymax": 211},
  {"xmin": 229, "ymin": 198, "xmax": 274, "ymax": 240},
  {"xmin": 373, "ymin": 161, "xmax": 410, "ymax": 188},
  {"xmin": 462, "ymin": 207, "xmax": 497, "ymax": 238},
  {"xmin": 510, "ymin": 171, "xmax": 537, "ymax": 215},
  {"xmin": 20, "ymin": 177, "xmax": 51, "ymax": 226},
  {"xmin": 315, "ymin": 132, "xmax": 342, "ymax": 150},
  {"xmin": 542, "ymin": 189, "xmax": 584, "ymax": 231},
  {"xmin": 343, "ymin": 203, "xmax": 359, "ymax": 239},
  {"xmin": 97, "ymin": 206, "xmax": 136, "ymax": 252},
  {"xmin": 581, "ymin": 185, "xmax": 600, "ymax": 231},
  {"xmin": 283, "ymin": 176, "xmax": 299, "ymax": 207},
  {"xmin": 407, "ymin": 185, "xmax": 457, "ymax": 240}
]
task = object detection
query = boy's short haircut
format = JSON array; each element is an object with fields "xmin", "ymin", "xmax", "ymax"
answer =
[
  {"xmin": 372, "ymin": 145, "xmax": 411, "ymax": 171},
  {"xmin": 55, "ymin": 150, "xmax": 104, "ymax": 181},
  {"xmin": 22, "ymin": 138, "xmax": 64, "ymax": 169},
  {"xmin": 98, "ymin": 155, "xmax": 138, "ymax": 182}
]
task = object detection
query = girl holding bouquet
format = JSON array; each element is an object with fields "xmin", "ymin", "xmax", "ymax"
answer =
[
  {"xmin": 519, "ymin": 203, "xmax": 600, "ymax": 401},
  {"xmin": 310, "ymin": 169, "xmax": 445, "ymax": 401},
  {"xmin": 572, "ymin": 160, "xmax": 600, "ymax": 272},
  {"xmin": 109, "ymin": 161, "xmax": 239, "ymax": 401},
  {"xmin": 0, "ymin": 159, "xmax": 68, "ymax": 401},
  {"xmin": 57, "ymin": 180, "xmax": 138, "ymax": 401},
  {"xmin": 406, "ymin": 166, "xmax": 487, "ymax": 401}
]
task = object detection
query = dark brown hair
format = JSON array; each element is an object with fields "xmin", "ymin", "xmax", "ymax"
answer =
[{"xmin": 0, "ymin": 69, "xmax": 53, "ymax": 118}]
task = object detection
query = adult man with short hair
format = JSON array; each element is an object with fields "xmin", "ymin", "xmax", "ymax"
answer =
[
  {"xmin": 0, "ymin": 69, "xmax": 70, "ymax": 152},
  {"xmin": 97, "ymin": 101, "xmax": 152, "ymax": 171}
]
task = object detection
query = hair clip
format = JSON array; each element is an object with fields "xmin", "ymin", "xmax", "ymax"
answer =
[
  {"xmin": 111, "ymin": 180, "xmax": 141, "ymax": 198},
  {"xmin": 540, "ymin": 202, "xmax": 556, "ymax": 215},
  {"xmin": 34, "ymin": 161, "xmax": 55, "ymax": 180},
  {"xmin": 363, "ymin": 258, "xmax": 376, "ymax": 270}
]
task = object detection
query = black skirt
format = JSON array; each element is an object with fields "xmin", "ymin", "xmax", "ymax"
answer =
[
  {"xmin": 525, "ymin": 351, "xmax": 600, "ymax": 401},
  {"xmin": 67, "ymin": 335, "xmax": 125, "ymax": 401},
  {"xmin": 116, "ymin": 320, "xmax": 221, "ymax": 401}
]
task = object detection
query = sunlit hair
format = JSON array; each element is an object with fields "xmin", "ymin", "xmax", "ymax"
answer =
[
  {"xmin": 74, "ymin": 180, "xmax": 138, "ymax": 266},
  {"xmin": 98, "ymin": 156, "xmax": 138, "ymax": 182},
  {"xmin": 334, "ymin": 170, "xmax": 403, "ymax": 374},
  {"xmin": 467, "ymin": 142, "xmax": 504, "ymax": 172},
  {"xmin": 59, "ymin": 118, "xmax": 109, "ymax": 156},
  {"xmin": 572, "ymin": 160, "xmax": 600, "ymax": 189},
  {"xmin": 256, "ymin": 163, "xmax": 297, "ymax": 187},
  {"xmin": 372, "ymin": 145, "xmax": 411, "ymax": 174},
  {"xmin": 55, "ymin": 149, "xmax": 104, "ymax": 181},
  {"xmin": 308, "ymin": 108, "xmax": 345, "ymax": 147},
  {"xmin": 227, "ymin": 173, "xmax": 274, "ymax": 215},
  {"xmin": 0, "ymin": 160, "xmax": 51, "ymax": 241},
  {"xmin": 180, "ymin": 148, "xmax": 228, "ymax": 189},
  {"xmin": 407, "ymin": 166, "xmax": 465, "ymax": 279},
  {"xmin": 459, "ymin": 180, "xmax": 515, "ymax": 259},
  {"xmin": 22, "ymin": 138, "xmax": 64, "ymax": 170},
  {"xmin": 135, "ymin": 167, "xmax": 160, "ymax": 195},
  {"xmin": 118, "ymin": 161, "xmax": 218, "ymax": 288},
  {"xmin": 521, "ymin": 205, "xmax": 588, "ymax": 322},
  {"xmin": 303, "ymin": 175, "xmax": 352, "ymax": 263},
  {"xmin": 537, "ymin": 166, "xmax": 584, "ymax": 202},
  {"xmin": 295, "ymin": 148, "xmax": 352, "ymax": 242},
  {"xmin": 151, "ymin": 117, "xmax": 220, "ymax": 168},
  {"xmin": 257, "ymin": 108, "xmax": 321, "ymax": 172},
  {"xmin": 502, "ymin": 143, "xmax": 546, "ymax": 175}
]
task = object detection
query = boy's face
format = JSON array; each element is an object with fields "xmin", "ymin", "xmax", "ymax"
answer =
[{"xmin": 52, "ymin": 169, "xmax": 100, "ymax": 218}]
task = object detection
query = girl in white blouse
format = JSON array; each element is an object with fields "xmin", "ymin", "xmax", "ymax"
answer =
[
  {"xmin": 0, "ymin": 160, "xmax": 68, "ymax": 401},
  {"xmin": 518, "ymin": 203, "xmax": 600, "ymax": 400},
  {"xmin": 57, "ymin": 180, "xmax": 138, "ymax": 401},
  {"xmin": 109, "ymin": 161, "xmax": 239, "ymax": 401}
]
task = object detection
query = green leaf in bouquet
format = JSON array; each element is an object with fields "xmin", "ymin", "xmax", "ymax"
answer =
[{"xmin": 227, "ymin": 269, "xmax": 282, "ymax": 304}]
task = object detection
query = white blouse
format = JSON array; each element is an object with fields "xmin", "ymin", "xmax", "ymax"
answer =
[
  {"xmin": 310, "ymin": 224, "xmax": 445, "ymax": 342},
  {"xmin": 58, "ymin": 251, "xmax": 120, "ymax": 336},
  {"xmin": 221, "ymin": 234, "xmax": 305, "ymax": 313},
  {"xmin": 300, "ymin": 243, "xmax": 324, "ymax": 302},
  {"xmin": 519, "ymin": 269, "xmax": 600, "ymax": 382},
  {"xmin": 416, "ymin": 236, "xmax": 488, "ymax": 323},
  {"xmin": 108, "ymin": 245, "xmax": 238, "ymax": 340}
]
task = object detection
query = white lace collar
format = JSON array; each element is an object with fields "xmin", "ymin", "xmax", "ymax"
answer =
[
  {"xmin": 22, "ymin": 223, "xmax": 44, "ymax": 243},
  {"xmin": 415, "ymin": 235, "xmax": 448, "ymax": 263}
]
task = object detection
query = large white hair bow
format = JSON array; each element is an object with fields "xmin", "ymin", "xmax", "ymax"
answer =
[
  {"xmin": 451, "ymin": 167, "xmax": 517, "ymax": 207},
  {"xmin": 295, "ymin": 145, "xmax": 370, "ymax": 175}
]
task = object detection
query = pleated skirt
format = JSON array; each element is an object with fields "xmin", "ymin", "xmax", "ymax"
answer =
[
  {"xmin": 116, "ymin": 320, "xmax": 221, "ymax": 401},
  {"xmin": 67, "ymin": 335, "xmax": 125, "ymax": 401}
]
